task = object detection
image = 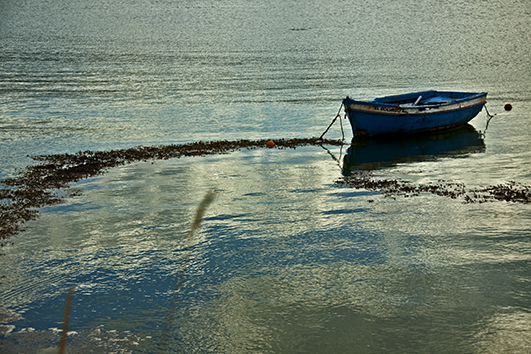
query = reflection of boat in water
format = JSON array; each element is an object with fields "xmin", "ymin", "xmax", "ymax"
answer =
[{"xmin": 342, "ymin": 124, "xmax": 485, "ymax": 174}]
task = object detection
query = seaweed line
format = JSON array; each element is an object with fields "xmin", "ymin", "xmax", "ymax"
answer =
[
  {"xmin": 0, "ymin": 138, "xmax": 341, "ymax": 245},
  {"xmin": 336, "ymin": 172, "xmax": 531, "ymax": 204}
]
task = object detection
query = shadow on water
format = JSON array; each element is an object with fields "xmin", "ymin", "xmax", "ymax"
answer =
[{"xmin": 342, "ymin": 124, "xmax": 485, "ymax": 175}]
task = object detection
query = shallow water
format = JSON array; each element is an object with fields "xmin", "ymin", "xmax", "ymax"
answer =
[{"xmin": 1, "ymin": 0, "xmax": 531, "ymax": 353}]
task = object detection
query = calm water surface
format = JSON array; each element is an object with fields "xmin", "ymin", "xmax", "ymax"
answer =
[{"xmin": 1, "ymin": 0, "xmax": 531, "ymax": 353}]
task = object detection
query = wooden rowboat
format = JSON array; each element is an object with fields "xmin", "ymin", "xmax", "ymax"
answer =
[{"xmin": 343, "ymin": 90, "xmax": 487, "ymax": 137}]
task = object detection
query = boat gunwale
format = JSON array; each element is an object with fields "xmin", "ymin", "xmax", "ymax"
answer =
[
  {"xmin": 343, "ymin": 91, "xmax": 487, "ymax": 111},
  {"xmin": 343, "ymin": 92, "xmax": 487, "ymax": 117}
]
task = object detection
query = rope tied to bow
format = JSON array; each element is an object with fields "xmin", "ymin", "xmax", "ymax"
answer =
[
  {"xmin": 317, "ymin": 102, "xmax": 346, "ymax": 141},
  {"xmin": 480, "ymin": 104, "xmax": 497, "ymax": 137}
]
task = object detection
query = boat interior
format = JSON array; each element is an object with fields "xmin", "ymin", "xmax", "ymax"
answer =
[{"xmin": 373, "ymin": 90, "xmax": 478, "ymax": 107}]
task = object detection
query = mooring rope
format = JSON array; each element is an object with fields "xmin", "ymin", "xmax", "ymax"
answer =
[
  {"xmin": 317, "ymin": 102, "xmax": 346, "ymax": 141},
  {"xmin": 481, "ymin": 104, "xmax": 496, "ymax": 136},
  {"xmin": 339, "ymin": 108, "xmax": 345, "ymax": 141}
]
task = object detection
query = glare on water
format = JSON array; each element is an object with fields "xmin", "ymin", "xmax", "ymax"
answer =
[{"xmin": 1, "ymin": 0, "xmax": 531, "ymax": 353}]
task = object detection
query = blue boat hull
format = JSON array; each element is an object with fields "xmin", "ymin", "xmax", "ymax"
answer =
[{"xmin": 343, "ymin": 91, "xmax": 487, "ymax": 137}]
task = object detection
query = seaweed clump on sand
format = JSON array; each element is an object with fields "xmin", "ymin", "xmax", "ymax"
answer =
[
  {"xmin": 336, "ymin": 172, "xmax": 531, "ymax": 204},
  {"xmin": 0, "ymin": 138, "xmax": 342, "ymax": 245}
]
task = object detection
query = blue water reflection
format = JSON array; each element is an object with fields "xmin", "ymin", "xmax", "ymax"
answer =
[{"xmin": 343, "ymin": 124, "xmax": 486, "ymax": 173}]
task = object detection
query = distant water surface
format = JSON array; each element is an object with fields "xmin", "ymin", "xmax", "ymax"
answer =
[{"xmin": 1, "ymin": 0, "xmax": 531, "ymax": 353}]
